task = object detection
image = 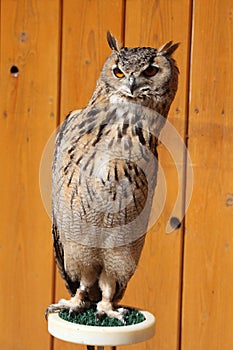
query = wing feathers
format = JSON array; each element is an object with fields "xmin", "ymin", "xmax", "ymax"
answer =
[{"xmin": 52, "ymin": 223, "xmax": 80, "ymax": 296}]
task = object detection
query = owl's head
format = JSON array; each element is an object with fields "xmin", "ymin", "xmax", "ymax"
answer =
[{"xmin": 98, "ymin": 32, "xmax": 179, "ymax": 111}]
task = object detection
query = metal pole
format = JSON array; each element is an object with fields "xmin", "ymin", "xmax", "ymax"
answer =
[{"xmin": 86, "ymin": 345, "xmax": 117, "ymax": 350}]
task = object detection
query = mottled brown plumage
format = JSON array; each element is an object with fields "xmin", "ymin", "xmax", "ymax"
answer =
[{"xmin": 46, "ymin": 32, "xmax": 179, "ymax": 321}]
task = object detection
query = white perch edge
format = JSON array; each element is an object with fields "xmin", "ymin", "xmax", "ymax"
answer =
[{"xmin": 48, "ymin": 310, "xmax": 155, "ymax": 346}]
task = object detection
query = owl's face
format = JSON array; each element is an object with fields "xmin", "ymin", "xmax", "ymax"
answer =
[{"xmin": 98, "ymin": 32, "xmax": 179, "ymax": 110}]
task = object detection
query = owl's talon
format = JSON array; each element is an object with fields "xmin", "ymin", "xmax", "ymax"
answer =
[
  {"xmin": 95, "ymin": 311, "xmax": 106, "ymax": 322},
  {"xmin": 117, "ymin": 307, "xmax": 129, "ymax": 317},
  {"xmin": 45, "ymin": 307, "xmax": 50, "ymax": 320},
  {"xmin": 45, "ymin": 304, "xmax": 63, "ymax": 320},
  {"xmin": 96, "ymin": 300, "xmax": 127, "ymax": 323},
  {"xmin": 45, "ymin": 295, "xmax": 89, "ymax": 320},
  {"xmin": 68, "ymin": 308, "xmax": 75, "ymax": 317}
]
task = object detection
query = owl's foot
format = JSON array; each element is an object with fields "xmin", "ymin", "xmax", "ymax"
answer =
[
  {"xmin": 96, "ymin": 300, "xmax": 128, "ymax": 323},
  {"xmin": 45, "ymin": 288, "xmax": 89, "ymax": 320}
]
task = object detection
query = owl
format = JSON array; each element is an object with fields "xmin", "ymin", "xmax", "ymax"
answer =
[{"xmin": 46, "ymin": 32, "xmax": 179, "ymax": 321}]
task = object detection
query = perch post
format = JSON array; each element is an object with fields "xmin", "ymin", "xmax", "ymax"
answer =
[{"xmin": 48, "ymin": 309, "xmax": 155, "ymax": 349}]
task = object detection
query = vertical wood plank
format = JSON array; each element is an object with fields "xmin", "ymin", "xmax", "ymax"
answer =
[
  {"xmin": 182, "ymin": 1, "xmax": 233, "ymax": 349},
  {"xmin": 0, "ymin": 0, "xmax": 60, "ymax": 349},
  {"xmin": 60, "ymin": 0, "xmax": 125, "ymax": 119},
  {"xmin": 122, "ymin": 1, "xmax": 192, "ymax": 350},
  {"xmin": 54, "ymin": 1, "xmax": 124, "ymax": 349}
]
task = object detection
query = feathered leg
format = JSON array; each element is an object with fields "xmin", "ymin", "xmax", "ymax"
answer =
[
  {"xmin": 96, "ymin": 270, "xmax": 127, "ymax": 322},
  {"xmin": 45, "ymin": 267, "xmax": 98, "ymax": 318}
]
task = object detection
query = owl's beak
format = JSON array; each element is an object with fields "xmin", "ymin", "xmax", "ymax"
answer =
[{"xmin": 128, "ymin": 74, "xmax": 136, "ymax": 95}]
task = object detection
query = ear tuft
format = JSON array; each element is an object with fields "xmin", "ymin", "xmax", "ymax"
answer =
[
  {"xmin": 158, "ymin": 41, "xmax": 180, "ymax": 56},
  {"xmin": 107, "ymin": 31, "xmax": 120, "ymax": 52}
]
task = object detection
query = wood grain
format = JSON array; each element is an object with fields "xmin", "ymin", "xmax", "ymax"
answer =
[
  {"xmin": 122, "ymin": 1, "xmax": 192, "ymax": 349},
  {"xmin": 181, "ymin": 1, "xmax": 233, "ymax": 349},
  {"xmin": 0, "ymin": 0, "xmax": 60, "ymax": 349},
  {"xmin": 2, "ymin": 1, "xmax": 233, "ymax": 349},
  {"xmin": 59, "ymin": 0, "xmax": 125, "ymax": 119}
]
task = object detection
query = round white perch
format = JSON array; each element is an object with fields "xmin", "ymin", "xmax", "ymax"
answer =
[{"xmin": 48, "ymin": 310, "xmax": 155, "ymax": 347}]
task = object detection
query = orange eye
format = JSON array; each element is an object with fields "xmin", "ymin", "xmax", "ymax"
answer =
[
  {"xmin": 113, "ymin": 67, "xmax": 125, "ymax": 78},
  {"xmin": 143, "ymin": 65, "xmax": 159, "ymax": 77}
]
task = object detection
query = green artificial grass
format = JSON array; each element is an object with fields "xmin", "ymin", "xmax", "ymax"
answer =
[{"xmin": 59, "ymin": 304, "xmax": 145, "ymax": 327}]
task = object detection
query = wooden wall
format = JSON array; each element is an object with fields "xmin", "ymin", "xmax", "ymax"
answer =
[{"xmin": 0, "ymin": 1, "xmax": 232, "ymax": 349}]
